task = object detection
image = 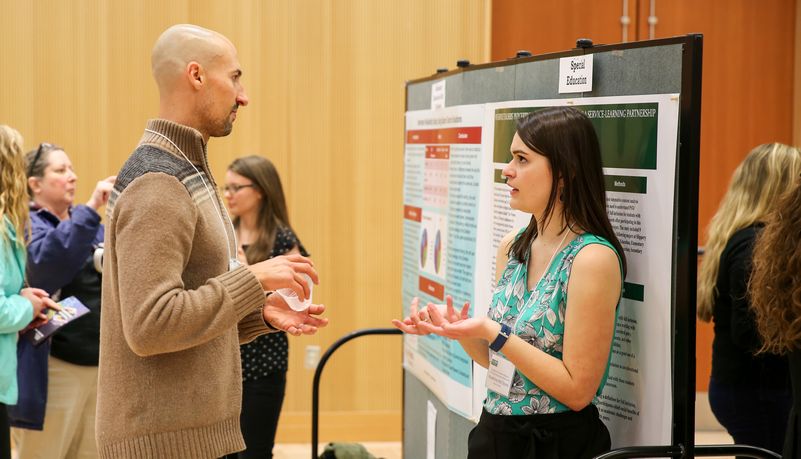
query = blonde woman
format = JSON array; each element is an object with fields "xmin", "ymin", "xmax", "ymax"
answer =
[
  {"xmin": 0, "ymin": 125, "xmax": 57, "ymax": 459},
  {"xmin": 750, "ymin": 175, "xmax": 801, "ymax": 459},
  {"xmin": 697, "ymin": 143, "xmax": 801, "ymax": 454}
]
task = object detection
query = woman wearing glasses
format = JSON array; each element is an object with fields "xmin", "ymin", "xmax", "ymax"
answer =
[
  {"xmin": 11, "ymin": 142, "xmax": 115, "ymax": 459},
  {"xmin": 222, "ymin": 155, "xmax": 308, "ymax": 459},
  {"xmin": 0, "ymin": 126, "xmax": 57, "ymax": 459}
]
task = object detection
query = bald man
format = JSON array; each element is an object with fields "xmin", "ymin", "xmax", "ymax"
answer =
[{"xmin": 96, "ymin": 25, "xmax": 327, "ymax": 459}]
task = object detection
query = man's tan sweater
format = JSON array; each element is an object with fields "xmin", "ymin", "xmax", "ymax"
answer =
[{"xmin": 97, "ymin": 120, "xmax": 270, "ymax": 458}]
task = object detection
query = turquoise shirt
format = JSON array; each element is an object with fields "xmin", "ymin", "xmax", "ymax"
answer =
[
  {"xmin": 0, "ymin": 217, "xmax": 34, "ymax": 405},
  {"xmin": 484, "ymin": 232, "xmax": 621, "ymax": 415}
]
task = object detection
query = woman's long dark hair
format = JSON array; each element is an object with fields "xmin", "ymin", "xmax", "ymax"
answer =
[
  {"xmin": 508, "ymin": 107, "xmax": 627, "ymax": 275},
  {"xmin": 228, "ymin": 155, "xmax": 294, "ymax": 264}
]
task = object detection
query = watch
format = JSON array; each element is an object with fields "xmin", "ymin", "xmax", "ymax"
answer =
[{"xmin": 489, "ymin": 323, "xmax": 512, "ymax": 352}]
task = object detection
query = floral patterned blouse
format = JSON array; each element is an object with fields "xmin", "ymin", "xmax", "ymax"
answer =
[{"xmin": 484, "ymin": 231, "xmax": 621, "ymax": 415}]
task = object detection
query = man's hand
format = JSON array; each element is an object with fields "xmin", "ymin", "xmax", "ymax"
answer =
[
  {"xmin": 263, "ymin": 292, "xmax": 328, "ymax": 336},
  {"xmin": 249, "ymin": 254, "xmax": 318, "ymax": 301}
]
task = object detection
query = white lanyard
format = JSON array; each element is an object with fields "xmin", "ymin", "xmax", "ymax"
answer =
[
  {"xmin": 512, "ymin": 229, "xmax": 570, "ymax": 332},
  {"xmin": 144, "ymin": 129, "xmax": 241, "ymax": 271}
]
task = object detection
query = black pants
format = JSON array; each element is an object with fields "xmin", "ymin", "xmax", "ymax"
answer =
[
  {"xmin": 225, "ymin": 372, "xmax": 287, "ymax": 459},
  {"xmin": 467, "ymin": 404, "xmax": 610, "ymax": 459},
  {"xmin": 708, "ymin": 377, "xmax": 791, "ymax": 456},
  {"xmin": 0, "ymin": 403, "xmax": 10, "ymax": 459}
]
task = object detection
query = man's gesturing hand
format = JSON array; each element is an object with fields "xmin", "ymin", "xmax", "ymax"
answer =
[{"xmin": 263, "ymin": 293, "xmax": 328, "ymax": 336}]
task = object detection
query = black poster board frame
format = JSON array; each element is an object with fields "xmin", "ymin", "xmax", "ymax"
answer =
[{"xmin": 400, "ymin": 35, "xmax": 765, "ymax": 458}]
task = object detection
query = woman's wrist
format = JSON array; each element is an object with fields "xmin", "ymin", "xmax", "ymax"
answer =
[
  {"xmin": 483, "ymin": 318, "xmax": 501, "ymax": 342},
  {"xmin": 86, "ymin": 197, "xmax": 101, "ymax": 211}
]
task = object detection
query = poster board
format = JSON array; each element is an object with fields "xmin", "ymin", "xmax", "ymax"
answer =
[{"xmin": 402, "ymin": 36, "xmax": 701, "ymax": 458}]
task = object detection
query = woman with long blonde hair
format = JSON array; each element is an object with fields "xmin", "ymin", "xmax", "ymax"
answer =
[
  {"xmin": 697, "ymin": 143, "xmax": 801, "ymax": 454},
  {"xmin": 0, "ymin": 125, "xmax": 57, "ymax": 459},
  {"xmin": 750, "ymin": 176, "xmax": 801, "ymax": 459}
]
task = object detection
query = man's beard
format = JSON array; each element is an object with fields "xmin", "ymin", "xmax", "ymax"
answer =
[{"xmin": 209, "ymin": 104, "xmax": 238, "ymax": 138}]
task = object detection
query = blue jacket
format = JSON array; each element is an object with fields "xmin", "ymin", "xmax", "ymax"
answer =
[
  {"xmin": 27, "ymin": 204, "xmax": 103, "ymax": 366},
  {"xmin": 27, "ymin": 205, "xmax": 103, "ymax": 295},
  {"xmin": 0, "ymin": 217, "xmax": 34, "ymax": 405}
]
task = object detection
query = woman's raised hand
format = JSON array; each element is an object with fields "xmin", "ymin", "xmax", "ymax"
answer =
[
  {"xmin": 392, "ymin": 295, "xmax": 470, "ymax": 337},
  {"xmin": 87, "ymin": 176, "xmax": 117, "ymax": 210}
]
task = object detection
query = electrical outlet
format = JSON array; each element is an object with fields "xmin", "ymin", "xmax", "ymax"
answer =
[{"xmin": 304, "ymin": 345, "xmax": 321, "ymax": 370}]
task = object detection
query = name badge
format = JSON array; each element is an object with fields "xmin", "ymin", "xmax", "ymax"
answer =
[{"xmin": 486, "ymin": 352, "xmax": 516, "ymax": 397}]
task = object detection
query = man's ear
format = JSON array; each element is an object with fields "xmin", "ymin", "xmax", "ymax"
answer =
[{"xmin": 187, "ymin": 62, "xmax": 204, "ymax": 89}]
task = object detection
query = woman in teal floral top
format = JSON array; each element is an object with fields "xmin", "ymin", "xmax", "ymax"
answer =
[{"xmin": 394, "ymin": 107, "xmax": 626, "ymax": 458}]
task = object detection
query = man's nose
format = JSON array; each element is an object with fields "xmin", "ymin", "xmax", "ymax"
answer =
[{"xmin": 237, "ymin": 90, "xmax": 249, "ymax": 107}]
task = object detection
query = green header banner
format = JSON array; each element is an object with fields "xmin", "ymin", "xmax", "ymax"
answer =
[{"xmin": 492, "ymin": 103, "xmax": 659, "ymax": 170}]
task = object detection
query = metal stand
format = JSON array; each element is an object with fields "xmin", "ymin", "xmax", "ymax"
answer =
[
  {"xmin": 594, "ymin": 444, "xmax": 781, "ymax": 458},
  {"xmin": 311, "ymin": 328, "xmax": 403, "ymax": 459}
]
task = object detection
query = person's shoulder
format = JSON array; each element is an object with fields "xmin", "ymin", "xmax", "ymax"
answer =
[
  {"xmin": 276, "ymin": 225, "xmax": 296, "ymax": 239},
  {"xmin": 275, "ymin": 226, "xmax": 309, "ymax": 255},
  {"xmin": 571, "ymin": 242, "xmax": 620, "ymax": 282},
  {"xmin": 572, "ymin": 234, "xmax": 619, "ymax": 267},
  {"xmin": 500, "ymin": 227, "xmax": 526, "ymax": 250},
  {"xmin": 28, "ymin": 206, "xmax": 57, "ymax": 228},
  {"xmin": 728, "ymin": 224, "xmax": 760, "ymax": 247},
  {"xmin": 721, "ymin": 224, "xmax": 761, "ymax": 259},
  {"xmin": 115, "ymin": 145, "xmax": 195, "ymax": 193}
]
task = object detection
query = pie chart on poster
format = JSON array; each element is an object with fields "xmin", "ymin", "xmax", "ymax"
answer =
[
  {"xmin": 434, "ymin": 229, "xmax": 442, "ymax": 274},
  {"xmin": 420, "ymin": 229, "xmax": 428, "ymax": 268}
]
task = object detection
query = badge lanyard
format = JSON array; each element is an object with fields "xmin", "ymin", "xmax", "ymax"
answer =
[{"xmin": 144, "ymin": 128, "xmax": 241, "ymax": 271}]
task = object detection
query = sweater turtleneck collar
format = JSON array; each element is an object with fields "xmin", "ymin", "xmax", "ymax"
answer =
[{"xmin": 139, "ymin": 119, "xmax": 208, "ymax": 165}]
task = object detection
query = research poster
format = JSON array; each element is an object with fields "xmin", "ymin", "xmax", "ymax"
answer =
[
  {"xmin": 477, "ymin": 95, "xmax": 679, "ymax": 447},
  {"xmin": 403, "ymin": 94, "xmax": 679, "ymax": 447},
  {"xmin": 402, "ymin": 104, "xmax": 486, "ymax": 417}
]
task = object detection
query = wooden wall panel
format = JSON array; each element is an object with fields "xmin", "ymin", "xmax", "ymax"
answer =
[
  {"xmin": 796, "ymin": 1, "xmax": 801, "ymax": 146},
  {"xmin": 491, "ymin": 0, "xmax": 636, "ymax": 61},
  {"xmin": 0, "ymin": 0, "xmax": 488, "ymax": 442},
  {"xmin": 492, "ymin": 0, "xmax": 797, "ymax": 393},
  {"xmin": 636, "ymin": 0, "xmax": 796, "ymax": 392}
]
